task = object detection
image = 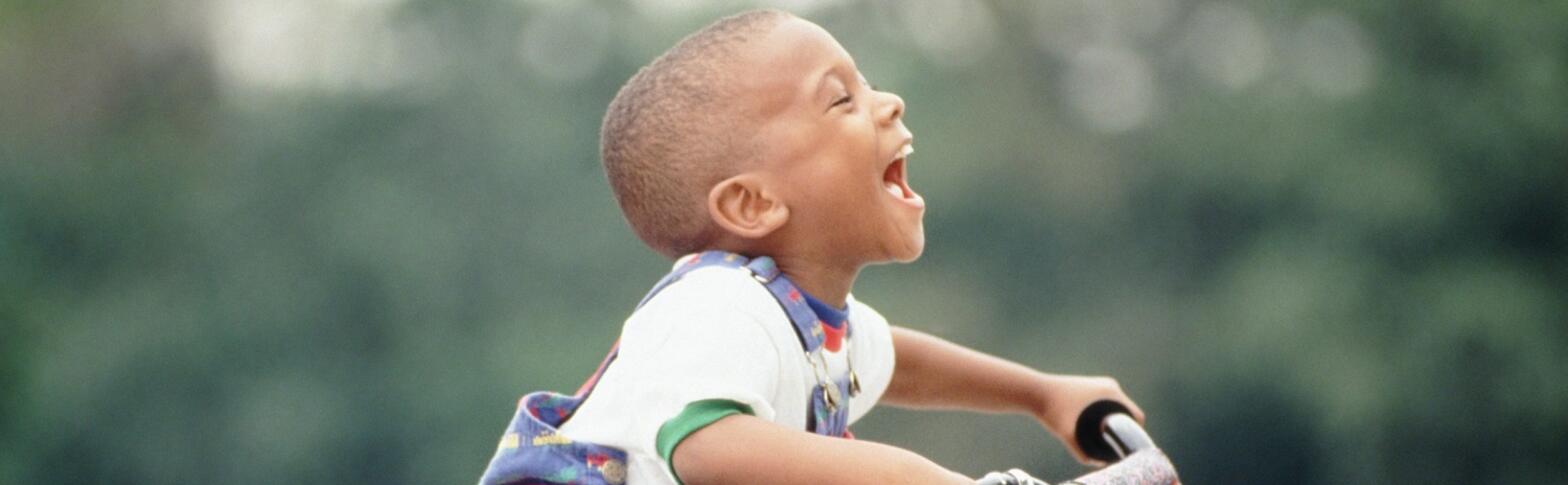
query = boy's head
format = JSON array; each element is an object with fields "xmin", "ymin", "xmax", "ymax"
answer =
[{"xmin": 602, "ymin": 10, "xmax": 923, "ymax": 266}]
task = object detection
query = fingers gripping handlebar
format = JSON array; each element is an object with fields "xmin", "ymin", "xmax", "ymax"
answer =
[{"xmin": 976, "ymin": 400, "xmax": 1176, "ymax": 485}]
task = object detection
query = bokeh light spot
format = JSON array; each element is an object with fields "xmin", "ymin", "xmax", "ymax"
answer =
[
  {"xmin": 519, "ymin": 3, "xmax": 613, "ymax": 84},
  {"xmin": 1031, "ymin": 0, "xmax": 1176, "ymax": 56},
  {"xmin": 1064, "ymin": 46, "xmax": 1156, "ymax": 133},
  {"xmin": 894, "ymin": 0, "xmax": 999, "ymax": 68},
  {"xmin": 207, "ymin": 0, "xmax": 425, "ymax": 96},
  {"xmin": 1180, "ymin": 2, "xmax": 1271, "ymax": 90},
  {"xmin": 1290, "ymin": 11, "xmax": 1376, "ymax": 98}
]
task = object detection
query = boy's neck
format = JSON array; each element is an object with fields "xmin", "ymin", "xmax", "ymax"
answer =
[{"xmin": 771, "ymin": 255, "xmax": 858, "ymax": 308}]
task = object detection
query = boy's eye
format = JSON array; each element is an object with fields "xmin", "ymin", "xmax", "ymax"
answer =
[{"xmin": 832, "ymin": 94, "xmax": 853, "ymax": 108}]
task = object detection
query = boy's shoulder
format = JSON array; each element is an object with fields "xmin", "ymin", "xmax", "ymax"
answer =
[
  {"xmin": 626, "ymin": 260, "xmax": 891, "ymax": 339},
  {"xmin": 641, "ymin": 263, "xmax": 767, "ymax": 306},
  {"xmin": 632, "ymin": 257, "xmax": 891, "ymax": 318},
  {"xmin": 623, "ymin": 263, "xmax": 784, "ymax": 334}
]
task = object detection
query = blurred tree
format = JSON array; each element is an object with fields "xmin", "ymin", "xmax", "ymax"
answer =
[{"xmin": 1, "ymin": 1, "xmax": 1562, "ymax": 484}]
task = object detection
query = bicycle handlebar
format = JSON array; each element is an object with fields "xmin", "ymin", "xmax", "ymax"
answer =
[
  {"xmin": 977, "ymin": 400, "xmax": 1178, "ymax": 485},
  {"xmin": 1074, "ymin": 400, "xmax": 1152, "ymax": 462}
]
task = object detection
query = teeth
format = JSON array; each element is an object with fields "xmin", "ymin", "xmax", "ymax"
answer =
[{"xmin": 884, "ymin": 181, "xmax": 902, "ymax": 198}]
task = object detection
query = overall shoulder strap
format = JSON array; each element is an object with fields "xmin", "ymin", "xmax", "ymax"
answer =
[
  {"xmin": 574, "ymin": 251, "xmax": 826, "ymax": 398},
  {"xmin": 739, "ymin": 255, "xmax": 828, "ymax": 353}
]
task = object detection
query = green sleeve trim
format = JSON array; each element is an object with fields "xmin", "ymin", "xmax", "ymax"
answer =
[{"xmin": 656, "ymin": 399, "xmax": 754, "ymax": 484}]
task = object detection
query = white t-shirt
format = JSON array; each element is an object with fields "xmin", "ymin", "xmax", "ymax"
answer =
[{"xmin": 557, "ymin": 264, "xmax": 897, "ymax": 485}]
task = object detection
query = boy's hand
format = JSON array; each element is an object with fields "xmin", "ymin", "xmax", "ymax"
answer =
[{"xmin": 1030, "ymin": 374, "xmax": 1146, "ymax": 467}]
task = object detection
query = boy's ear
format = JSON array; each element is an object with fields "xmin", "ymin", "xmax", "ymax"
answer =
[{"xmin": 707, "ymin": 173, "xmax": 789, "ymax": 239}]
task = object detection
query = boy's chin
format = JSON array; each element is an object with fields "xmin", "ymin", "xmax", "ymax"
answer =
[
  {"xmin": 897, "ymin": 242, "xmax": 926, "ymax": 263},
  {"xmin": 881, "ymin": 234, "xmax": 926, "ymax": 264},
  {"xmin": 872, "ymin": 250, "xmax": 923, "ymax": 266}
]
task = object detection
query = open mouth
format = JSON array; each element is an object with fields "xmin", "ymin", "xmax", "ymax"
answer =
[{"xmin": 881, "ymin": 144, "xmax": 924, "ymax": 208}]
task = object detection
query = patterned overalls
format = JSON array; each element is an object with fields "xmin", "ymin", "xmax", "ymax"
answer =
[{"xmin": 478, "ymin": 251, "xmax": 858, "ymax": 485}]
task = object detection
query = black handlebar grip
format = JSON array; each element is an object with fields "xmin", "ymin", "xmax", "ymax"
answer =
[{"xmin": 1073, "ymin": 400, "xmax": 1152, "ymax": 463}]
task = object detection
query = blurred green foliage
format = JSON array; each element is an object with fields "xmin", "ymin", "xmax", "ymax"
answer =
[{"xmin": 1, "ymin": 1, "xmax": 1563, "ymax": 484}]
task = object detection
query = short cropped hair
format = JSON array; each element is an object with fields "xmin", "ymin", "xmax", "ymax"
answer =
[{"xmin": 601, "ymin": 9, "xmax": 792, "ymax": 259}]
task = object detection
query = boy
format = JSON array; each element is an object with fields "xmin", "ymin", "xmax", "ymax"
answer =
[{"xmin": 483, "ymin": 9, "xmax": 1145, "ymax": 485}]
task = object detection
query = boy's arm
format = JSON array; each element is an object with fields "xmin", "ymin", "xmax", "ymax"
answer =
[
  {"xmin": 881, "ymin": 326, "xmax": 1146, "ymax": 466},
  {"xmin": 672, "ymin": 413, "xmax": 972, "ymax": 485}
]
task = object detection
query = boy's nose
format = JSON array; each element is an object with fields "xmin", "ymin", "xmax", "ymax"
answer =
[{"xmin": 876, "ymin": 91, "xmax": 905, "ymax": 126}]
